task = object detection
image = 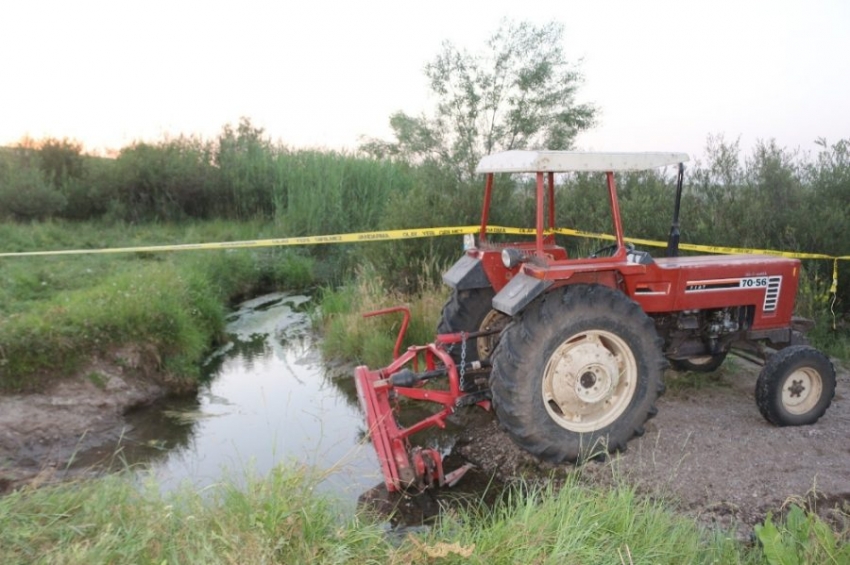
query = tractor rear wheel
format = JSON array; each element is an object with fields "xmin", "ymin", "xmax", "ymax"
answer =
[
  {"xmin": 755, "ymin": 345, "xmax": 836, "ymax": 426},
  {"xmin": 437, "ymin": 287, "xmax": 507, "ymax": 363},
  {"xmin": 670, "ymin": 352, "xmax": 728, "ymax": 373},
  {"xmin": 491, "ymin": 284, "xmax": 667, "ymax": 463}
]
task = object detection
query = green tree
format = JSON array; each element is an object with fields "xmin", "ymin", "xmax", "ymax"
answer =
[{"xmin": 362, "ymin": 20, "xmax": 597, "ymax": 180}]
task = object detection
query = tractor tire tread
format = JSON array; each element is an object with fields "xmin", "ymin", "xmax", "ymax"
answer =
[
  {"xmin": 437, "ymin": 287, "xmax": 496, "ymax": 364},
  {"xmin": 755, "ymin": 345, "xmax": 836, "ymax": 426},
  {"xmin": 491, "ymin": 284, "xmax": 667, "ymax": 464}
]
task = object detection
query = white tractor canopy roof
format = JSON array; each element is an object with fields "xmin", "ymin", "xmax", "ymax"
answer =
[{"xmin": 475, "ymin": 150, "xmax": 689, "ymax": 174}]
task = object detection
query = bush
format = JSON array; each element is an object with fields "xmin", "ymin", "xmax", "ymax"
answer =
[
  {"xmin": 109, "ymin": 137, "xmax": 219, "ymax": 222},
  {"xmin": 3, "ymin": 127, "xmax": 848, "ymax": 317},
  {"xmin": 0, "ymin": 162, "xmax": 66, "ymax": 220}
]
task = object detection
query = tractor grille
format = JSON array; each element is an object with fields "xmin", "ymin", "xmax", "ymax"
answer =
[{"xmin": 763, "ymin": 276, "xmax": 782, "ymax": 312}]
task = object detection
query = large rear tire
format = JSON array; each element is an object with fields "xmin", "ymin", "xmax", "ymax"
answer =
[
  {"xmin": 755, "ymin": 345, "xmax": 836, "ymax": 426},
  {"xmin": 437, "ymin": 287, "xmax": 507, "ymax": 363},
  {"xmin": 491, "ymin": 284, "xmax": 667, "ymax": 463}
]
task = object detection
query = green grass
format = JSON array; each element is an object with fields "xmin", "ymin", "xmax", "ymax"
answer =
[
  {"xmin": 318, "ymin": 262, "xmax": 447, "ymax": 367},
  {"xmin": 0, "ymin": 220, "xmax": 314, "ymax": 391},
  {"xmin": 1, "ymin": 463, "xmax": 845, "ymax": 564},
  {"xmin": 435, "ymin": 477, "xmax": 752, "ymax": 564},
  {"xmin": 808, "ymin": 321, "xmax": 850, "ymax": 362},
  {"xmin": 663, "ymin": 359, "xmax": 736, "ymax": 395},
  {"xmin": 0, "ymin": 466, "xmax": 392, "ymax": 564}
]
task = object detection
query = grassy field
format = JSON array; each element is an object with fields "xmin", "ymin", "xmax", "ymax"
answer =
[
  {"xmin": 0, "ymin": 220, "xmax": 314, "ymax": 391},
  {"xmin": 1, "ymin": 132, "xmax": 848, "ymax": 562},
  {"xmin": 2, "ymin": 224, "xmax": 845, "ymax": 563},
  {"xmin": 3, "ymin": 130, "xmax": 847, "ymax": 385},
  {"xmin": 0, "ymin": 462, "xmax": 846, "ymax": 564}
]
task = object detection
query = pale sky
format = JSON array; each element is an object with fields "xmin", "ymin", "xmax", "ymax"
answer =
[{"xmin": 2, "ymin": 0, "xmax": 848, "ymax": 161}]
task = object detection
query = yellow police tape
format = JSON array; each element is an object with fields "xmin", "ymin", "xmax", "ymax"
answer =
[
  {"xmin": 1, "ymin": 224, "xmax": 847, "ymax": 294},
  {"xmin": 0, "ymin": 226, "xmax": 479, "ymax": 257}
]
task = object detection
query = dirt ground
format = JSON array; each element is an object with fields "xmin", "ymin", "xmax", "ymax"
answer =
[
  {"xmin": 0, "ymin": 346, "xmax": 171, "ymax": 492},
  {"xmin": 449, "ymin": 355, "xmax": 850, "ymax": 537},
  {"xmin": 3, "ymin": 346, "xmax": 848, "ymax": 539}
]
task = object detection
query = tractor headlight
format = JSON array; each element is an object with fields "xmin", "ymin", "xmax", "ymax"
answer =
[{"xmin": 501, "ymin": 248, "xmax": 524, "ymax": 269}]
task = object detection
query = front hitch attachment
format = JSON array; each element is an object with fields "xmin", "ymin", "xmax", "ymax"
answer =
[{"xmin": 354, "ymin": 307, "xmax": 490, "ymax": 492}]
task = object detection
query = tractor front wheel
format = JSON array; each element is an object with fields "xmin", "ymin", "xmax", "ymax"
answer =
[
  {"xmin": 491, "ymin": 284, "xmax": 667, "ymax": 463},
  {"xmin": 755, "ymin": 345, "xmax": 836, "ymax": 426}
]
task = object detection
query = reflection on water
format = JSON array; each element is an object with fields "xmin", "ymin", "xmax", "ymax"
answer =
[
  {"xmin": 107, "ymin": 292, "xmax": 387, "ymax": 502},
  {"xmin": 68, "ymin": 291, "xmax": 474, "ymax": 512}
]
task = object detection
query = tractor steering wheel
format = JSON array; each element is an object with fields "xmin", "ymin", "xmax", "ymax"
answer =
[{"xmin": 590, "ymin": 242, "xmax": 634, "ymax": 258}]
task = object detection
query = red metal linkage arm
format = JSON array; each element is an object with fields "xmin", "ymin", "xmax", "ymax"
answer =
[{"xmin": 362, "ymin": 306, "xmax": 410, "ymax": 360}]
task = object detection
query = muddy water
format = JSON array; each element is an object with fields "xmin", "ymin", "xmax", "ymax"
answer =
[{"xmin": 108, "ymin": 293, "xmax": 388, "ymax": 503}]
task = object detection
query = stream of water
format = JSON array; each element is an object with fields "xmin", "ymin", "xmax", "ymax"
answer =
[{"xmin": 110, "ymin": 292, "xmax": 388, "ymax": 504}]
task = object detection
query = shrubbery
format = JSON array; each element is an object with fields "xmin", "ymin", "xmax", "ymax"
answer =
[{"xmin": 1, "ymin": 123, "xmax": 847, "ymax": 317}]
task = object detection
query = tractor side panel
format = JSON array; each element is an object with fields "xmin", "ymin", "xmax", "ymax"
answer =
[
  {"xmin": 625, "ymin": 255, "xmax": 800, "ymax": 330},
  {"xmin": 493, "ymin": 270, "xmax": 618, "ymax": 316}
]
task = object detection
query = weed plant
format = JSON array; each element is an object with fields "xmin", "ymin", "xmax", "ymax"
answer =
[{"xmin": 755, "ymin": 504, "xmax": 850, "ymax": 564}]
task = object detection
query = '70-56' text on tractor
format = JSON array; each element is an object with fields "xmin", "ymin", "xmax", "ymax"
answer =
[{"xmin": 355, "ymin": 150, "xmax": 837, "ymax": 492}]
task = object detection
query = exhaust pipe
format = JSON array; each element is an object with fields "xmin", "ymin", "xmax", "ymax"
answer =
[{"xmin": 666, "ymin": 162, "xmax": 685, "ymax": 258}]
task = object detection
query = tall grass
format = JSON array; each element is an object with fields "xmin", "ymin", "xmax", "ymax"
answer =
[
  {"xmin": 319, "ymin": 262, "xmax": 447, "ymax": 367},
  {"xmin": 1, "ymin": 127, "xmax": 848, "ymax": 382},
  {"xmin": 2, "ymin": 127, "xmax": 847, "ymax": 304},
  {"xmin": 1, "ymin": 462, "xmax": 844, "ymax": 564},
  {"xmin": 280, "ymin": 150, "xmax": 414, "ymax": 237},
  {"xmin": 0, "ymin": 466, "xmax": 393, "ymax": 564}
]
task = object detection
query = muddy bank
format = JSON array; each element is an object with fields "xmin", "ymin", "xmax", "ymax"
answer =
[
  {"xmin": 0, "ymin": 346, "xmax": 183, "ymax": 491},
  {"xmin": 451, "ymin": 356, "xmax": 850, "ymax": 536}
]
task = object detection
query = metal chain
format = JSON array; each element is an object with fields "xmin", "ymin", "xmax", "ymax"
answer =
[{"xmin": 459, "ymin": 332, "xmax": 467, "ymax": 391}]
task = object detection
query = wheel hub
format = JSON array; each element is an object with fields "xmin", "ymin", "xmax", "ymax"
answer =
[
  {"xmin": 579, "ymin": 371, "xmax": 596, "ymax": 388},
  {"xmin": 477, "ymin": 309, "xmax": 510, "ymax": 360},
  {"xmin": 788, "ymin": 379, "xmax": 805, "ymax": 397},
  {"xmin": 543, "ymin": 331, "xmax": 637, "ymax": 432},
  {"xmin": 782, "ymin": 368, "xmax": 822, "ymax": 415}
]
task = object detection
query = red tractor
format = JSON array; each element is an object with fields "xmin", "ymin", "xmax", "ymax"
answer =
[{"xmin": 355, "ymin": 151, "xmax": 836, "ymax": 492}]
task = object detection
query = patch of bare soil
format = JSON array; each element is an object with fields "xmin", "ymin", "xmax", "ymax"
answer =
[
  {"xmin": 0, "ymin": 346, "xmax": 179, "ymax": 492},
  {"xmin": 452, "ymin": 355, "xmax": 850, "ymax": 537}
]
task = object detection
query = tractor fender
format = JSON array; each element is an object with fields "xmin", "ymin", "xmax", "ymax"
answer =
[
  {"xmin": 442, "ymin": 254, "xmax": 491, "ymax": 290},
  {"xmin": 492, "ymin": 273, "xmax": 553, "ymax": 316}
]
